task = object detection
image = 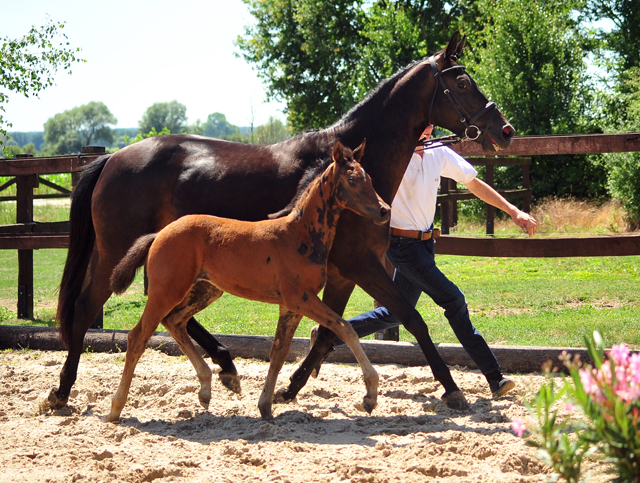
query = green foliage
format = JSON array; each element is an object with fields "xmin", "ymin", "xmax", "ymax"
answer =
[
  {"xmin": 237, "ymin": 0, "xmax": 465, "ymax": 132},
  {"xmin": 43, "ymin": 101, "xmax": 116, "ymax": 154},
  {"xmin": 254, "ymin": 116, "xmax": 290, "ymax": 144},
  {"xmin": 462, "ymin": 0, "xmax": 607, "ymax": 200},
  {"xmin": 138, "ymin": 100, "xmax": 187, "ymax": 135},
  {"xmin": 237, "ymin": 0, "xmax": 367, "ymax": 132},
  {"xmin": 0, "ymin": 18, "xmax": 84, "ymax": 151},
  {"xmin": 202, "ymin": 112, "xmax": 243, "ymax": 140},
  {"xmin": 583, "ymin": 0, "xmax": 640, "ymax": 73},
  {"xmin": 601, "ymin": 69, "xmax": 640, "ymax": 229},
  {"xmin": 122, "ymin": 126, "xmax": 171, "ymax": 146}
]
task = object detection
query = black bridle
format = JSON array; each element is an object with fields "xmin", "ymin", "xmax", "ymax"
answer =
[{"xmin": 420, "ymin": 55, "xmax": 498, "ymax": 150}]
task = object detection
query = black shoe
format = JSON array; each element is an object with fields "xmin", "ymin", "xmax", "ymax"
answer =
[
  {"xmin": 489, "ymin": 378, "xmax": 516, "ymax": 398},
  {"xmin": 310, "ymin": 326, "xmax": 334, "ymax": 378}
]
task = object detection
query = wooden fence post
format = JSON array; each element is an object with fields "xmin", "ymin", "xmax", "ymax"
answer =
[{"xmin": 15, "ymin": 154, "xmax": 37, "ymax": 319}]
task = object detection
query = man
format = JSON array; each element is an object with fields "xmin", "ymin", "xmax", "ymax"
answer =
[{"xmin": 313, "ymin": 125, "xmax": 537, "ymax": 399}]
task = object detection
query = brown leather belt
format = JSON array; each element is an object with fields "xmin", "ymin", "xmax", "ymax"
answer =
[{"xmin": 390, "ymin": 227, "xmax": 441, "ymax": 241}]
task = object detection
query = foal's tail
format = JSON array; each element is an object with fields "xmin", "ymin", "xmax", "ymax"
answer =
[
  {"xmin": 56, "ymin": 155, "xmax": 111, "ymax": 348},
  {"xmin": 110, "ymin": 234, "xmax": 157, "ymax": 295}
]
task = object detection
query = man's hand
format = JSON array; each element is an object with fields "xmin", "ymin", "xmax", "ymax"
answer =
[{"xmin": 511, "ymin": 210, "xmax": 537, "ymax": 237}]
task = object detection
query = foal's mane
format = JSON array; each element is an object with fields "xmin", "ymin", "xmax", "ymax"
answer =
[{"xmin": 269, "ymin": 146, "xmax": 353, "ymax": 220}]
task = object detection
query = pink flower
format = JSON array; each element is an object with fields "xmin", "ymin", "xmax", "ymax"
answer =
[
  {"xmin": 563, "ymin": 403, "xmax": 577, "ymax": 413},
  {"xmin": 629, "ymin": 353, "xmax": 640, "ymax": 386},
  {"xmin": 511, "ymin": 418, "xmax": 527, "ymax": 438},
  {"xmin": 609, "ymin": 344, "xmax": 630, "ymax": 366},
  {"xmin": 580, "ymin": 369, "xmax": 599, "ymax": 395}
]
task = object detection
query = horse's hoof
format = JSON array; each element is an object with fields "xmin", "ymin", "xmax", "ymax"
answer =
[
  {"xmin": 198, "ymin": 393, "xmax": 211, "ymax": 410},
  {"xmin": 258, "ymin": 405, "xmax": 273, "ymax": 421},
  {"xmin": 40, "ymin": 388, "xmax": 67, "ymax": 411},
  {"xmin": 441, "ymin": 390, "xmax": 470, "ymax": 410},
  {"xmin": 273, "ymin": 388, "xmax": 296, "ymax": 405},
  {"xmin": 103, "ymin": 413, "xmax": 121, "ymax": 423},
  {"xmin": 219, "ymin": 372, "xmax": 242, "ymax": 395},
  {"xmin": 273, "ymin": 387, "xmax": 296, "ymax": 404},
  {"xmin": 363, "ymin": 396, "xmax": 377, "ymax": 414}
]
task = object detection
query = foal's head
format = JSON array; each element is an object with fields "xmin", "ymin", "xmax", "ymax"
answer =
[{"xmin": 330, "ymin": 139, "xmax": 390, "ymax": 225}]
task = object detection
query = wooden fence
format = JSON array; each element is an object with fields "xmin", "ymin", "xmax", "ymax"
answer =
[{"xmin": 0, "ymin": 134, "xmax": 639, "ymax": 321}]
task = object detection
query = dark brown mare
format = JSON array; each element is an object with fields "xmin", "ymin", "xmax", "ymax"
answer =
[
  {"xmin": 50, "ymin": 32, "xmax": 514, "ymax": 411},
  {"xmin": 105, "ymin": 140, "xmax": 390, "ymax": 421}
]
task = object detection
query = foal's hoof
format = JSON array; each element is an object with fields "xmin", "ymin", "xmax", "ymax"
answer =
[
  {"xmin": 363, "ymin": 396, "xmax": 377, "ymax": 415},
  {"xmin": 441, "ymin": 390, "xmax": 470, "ymax": 410},
  {"xmin": 219, "ymin": 372, "xmax": 242, "ymax": 395}
]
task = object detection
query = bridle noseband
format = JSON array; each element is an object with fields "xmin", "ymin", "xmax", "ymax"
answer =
[{"xmin": 422, "ymin": 55, "xmax": 498, "ymax": 149}]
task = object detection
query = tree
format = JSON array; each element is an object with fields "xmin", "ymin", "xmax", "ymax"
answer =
[
  {"xmin": 0, "ymin": 18, "xmax": 83, "ymax": 148},
  {"xmin": 254, "ymin": 116, "xmax": 290, "ymax": 144},
  {"xmin": 138, "ymin": 101, "xmax": 187, "ymax": 135},
  {"xmin": 237, "ymin": 0, "xmax": 462, "ymax": 132},
  {"xmin": 460, "ymin": 0, "xmax": 606, "ymax": 200},
  {"xmin": 44, "ymin": 101, "xmax": 116, "ymax": 154},
  {"xmin": 202, "ymin": 112, "xmax": 241, "ymax": 139}
]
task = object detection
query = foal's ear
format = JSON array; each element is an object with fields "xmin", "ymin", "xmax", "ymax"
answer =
[
  {"xmin": 353, "ymin": 138, "xmax": 366, "ymax": 164},
  {"xmin": 332, "ymin": 140, "xmax": 345, "ymax": 165},
  {"xmin": 445, "ymin": 31, "xmax": 461, "ymax": 60}
]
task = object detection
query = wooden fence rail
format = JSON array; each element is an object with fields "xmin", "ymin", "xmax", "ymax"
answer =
[{"xmin": 0, "ymin": 133, "xmax": 639, "ymax": 321}]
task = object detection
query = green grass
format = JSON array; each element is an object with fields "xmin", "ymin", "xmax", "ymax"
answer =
[
  {"xmin": 0, "ymin": 248, "xmax": 638, "ymax": 349},
  {"xmin": 1, "ymin": 200, "xmax": 638, "ymax": 349}
]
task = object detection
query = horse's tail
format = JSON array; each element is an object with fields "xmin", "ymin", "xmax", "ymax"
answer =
[
  {"xmin": 110, "ymin": 234, "xmax": 157, "ymax": 295},
  {"xmin": 56, "ymin": 154, "xmax": 111, "ymax": 348}
]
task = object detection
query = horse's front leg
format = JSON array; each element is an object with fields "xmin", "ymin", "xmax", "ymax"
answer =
[
  {"xmin": 293, "ymin": 292, "xmax": 379, "ymax": 414},
  {"xmin": 257, "ymin": 307, "xmax": 302, "ymax": 420},
  {"xmin": 278, "ymin": 272, "xmax": 354, "ymax": 402}
]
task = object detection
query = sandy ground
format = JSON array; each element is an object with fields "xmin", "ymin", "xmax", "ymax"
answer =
[{"xmin": 0, "ymin": 348, "xmax": 611, "ymax": 483}]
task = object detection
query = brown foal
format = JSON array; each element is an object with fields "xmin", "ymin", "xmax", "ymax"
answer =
[{"xmin": 106, "ymin": 140, "xmax": 390, "ymax": 421}]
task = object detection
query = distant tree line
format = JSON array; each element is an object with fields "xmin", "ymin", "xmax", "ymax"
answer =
[{"xmin": 1, "ymin": 99, "xmax": 290, "ymax": 158}]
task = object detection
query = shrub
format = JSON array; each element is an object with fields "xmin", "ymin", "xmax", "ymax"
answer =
[{"xmin": 512, "ymin": 331, "xmax": 640, "ymax": 482}]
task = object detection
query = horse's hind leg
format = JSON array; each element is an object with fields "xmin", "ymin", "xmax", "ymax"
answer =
[
  {"xmin": 106, "ymin": 306, "xmax": 162, "ymax": 422},
  {"xmin": 162, "ymin": 281, "xmax": 229, "ymax": 409},
  {"xmin": 48, "ymin": 251, "xmax": 116, "ymax": 409},
  {"xmin": 186, "ymin": 316, "xmax": 240, "ymax": 394},
  {"xmin": 258, "ymin": 307, "xmax": 302, "ymax": 420}
]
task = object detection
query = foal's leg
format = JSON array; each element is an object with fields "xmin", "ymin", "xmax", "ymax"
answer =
[
  {"xmin": 293, "ymin": 293, "xmax": 379, "ymax": 414},
  {"xmin": 257, "ymin": 307, "xmax": 303, "ymax": 420},
  {"xmin": 105, "ymin": 306, "xmax": 162, "ymax": 422},
  {"xmin": 162, "ymin": 281, "xmax": 228, "ymax": 409}
]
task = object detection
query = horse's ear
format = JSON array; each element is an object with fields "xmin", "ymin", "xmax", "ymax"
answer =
[
  {"xmin": 445, "ymin": 31, "xmax": 461, "ymax": 60},
  {"xmin": 332, "ymin": 140, "xmax": 345, "ymax": 165},
  {"xmin": 353, "ymin": 138, "xmax": 366, "ymax": 164},
  {"xmin": 456, "ymin": 35, "xmax": 466, "ymax": 59}
]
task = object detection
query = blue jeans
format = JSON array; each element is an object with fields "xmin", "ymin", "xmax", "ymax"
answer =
[{"xmin": 338, "ymin": 235, "xmax": 501, "ymax": 376}]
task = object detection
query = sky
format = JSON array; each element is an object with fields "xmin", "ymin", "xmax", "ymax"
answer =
[{"xmin": 3, "ymin": 0, "xmax": 286, "ymax": 132}]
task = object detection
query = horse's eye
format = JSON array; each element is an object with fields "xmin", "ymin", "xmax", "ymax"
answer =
[
  {"xmin": 458, "ymin": 81, "xmax": 467, "ymax": 89},
  {"xmin": 348, "ymin": 177, "xmax": 356, "ymax": 186}
]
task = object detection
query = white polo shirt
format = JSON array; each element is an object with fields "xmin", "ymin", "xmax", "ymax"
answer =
[{"xmin": 390, "ymin": 144, "xmax": 478, "ymax": 231}]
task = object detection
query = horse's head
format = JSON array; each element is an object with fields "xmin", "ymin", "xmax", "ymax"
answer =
[
  {"xmin": 427, "ymin": 31, "xmax": 515, "ymax": 152},
  {"xmin": 332, "ymin": 139, "xmax": 391, "ymax": 225}
]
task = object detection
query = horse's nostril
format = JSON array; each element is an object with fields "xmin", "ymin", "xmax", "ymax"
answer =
[{"xmin": 502, "ymin": 125, "xmax": 515, "ymax": 139}]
